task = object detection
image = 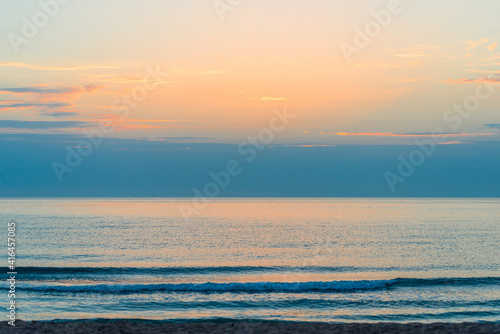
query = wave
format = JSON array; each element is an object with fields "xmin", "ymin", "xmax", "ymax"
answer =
[
  {"xmin": 396, "ymin": 277, "xmax": 500, "ymax": 287},
  {"xmin": 21, "ymin": 277, "xmax": 500, "ymax": 294},
  {"xmin": 24, "ymin": 279, "xmax": 396, "ymax": 293},
  {"xmin": 9, "ymin": 264, "xmax": 495, "ymax": 276},
  {"xmin": 6, "ymin": 266, "xmax": 390, "ymax": 275}
]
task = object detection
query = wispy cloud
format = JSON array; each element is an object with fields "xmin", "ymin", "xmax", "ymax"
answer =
[
  {"xmin": 0, "ymin": 84, "xmax": 100, "ymax": 116},
  {"xmin": 133, "ymin": 136, "xmax": 213, "ymax": 142},
  {"xmin": 0, "ymin": 119, "xmax": 173, "ymax": 132},
  {"xmin": 329, "ymin": 132, "xmax": 496, "ymax": 137},
  {"xmin": 170, "ymin": 68, "xmax": 222, "ymax": 75},
  {"xmin": 386, "ymin": 45, "xmax": 441, "ymax": 58},
  {"xmin": 0, "ymin": 120, "xmax": 86, "ymax": 130},
  {"xmin": 0, "ymin": 62, "xmax": 118, "ymax": 71},
  {"xmin": 0, "ymin": 101, "xmax": 72, "ymax": 110},
  {"xmin": 249, "ymin": 96, "xmax": 287, "ymax": 101},
  {"xmin": 398, "ymin": 77, "xmax": 433, "ymax": 83},
  {"xmin": 484, "ymin": 123, "xmax": 500, "ymax": 130},
  {"xmin": 465, "ymin": 38, "xmax": 490, "ymax": 50},
  {"xmin": 296, "ymin": 144, "xmax": 336, "ymax": 148},
  {"xmin": 0, "ymin": 85, "xmax": 99, "ymax": 95},
  {"xmin": 113, "ymin": 124, "xmax": 163, "ymax": 131},
  {"xmin": 488, "ymin": 43, "xmax": 499, "ymax": 52},
  {"xmin": 443, "ymin": 75, "xmax": 500, "ymax": 84},
  {"xmin": 384, "ymin": 88, "xmax": 413, "ymax": 93},
  {"xmin": 73, "ymin": 118, "xmax": 184, "ymax": 123},
  {"xmin": 354, "ymin": 62, "xmax": 420, "ymax": 69},
  {"xmin": 94, "ymin": 74, "xmax": 170, "ymax": 85}
]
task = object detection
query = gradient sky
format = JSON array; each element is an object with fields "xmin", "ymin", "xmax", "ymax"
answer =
[{"xmin": 0, "ymin": 0, "xmax": 499, "ymax": 196}]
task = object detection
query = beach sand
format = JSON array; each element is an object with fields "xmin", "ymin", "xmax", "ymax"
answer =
[{"xmin": 1, "ymin": 321, "xmax": 499, "ymax": 333}]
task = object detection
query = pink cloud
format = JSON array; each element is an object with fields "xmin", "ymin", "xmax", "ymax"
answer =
[
  {"xmin": 332, "ymin": 132, "xmax": 495, "ymax": 137},
  {"xmin": 443, "ymin": 75, "xmax": 500, "ymax": 84}
]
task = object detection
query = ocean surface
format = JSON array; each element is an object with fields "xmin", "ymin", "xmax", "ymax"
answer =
[{"xmin": 2, "ymin": 198, "xmax": 499, "ymax": 323}]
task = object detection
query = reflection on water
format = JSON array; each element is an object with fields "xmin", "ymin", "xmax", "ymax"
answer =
[{"xmin": 1, "ymin": 198, "xmax": 499, "ymax": 322}]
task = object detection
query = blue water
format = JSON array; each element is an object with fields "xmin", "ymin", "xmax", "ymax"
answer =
[{"xmin": 1, "ymin": 198, "xmax": 499, "ymax": 322}]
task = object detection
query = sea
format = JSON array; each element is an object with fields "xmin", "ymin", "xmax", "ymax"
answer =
[{"xmin": 1, "ymin": 198, "xmax": 499, "ymax": 323}]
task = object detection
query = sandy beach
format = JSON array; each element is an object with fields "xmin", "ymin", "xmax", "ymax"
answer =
[{"xmin": 1, "ymin": 321, "xmax": 499, "ymax": 334}]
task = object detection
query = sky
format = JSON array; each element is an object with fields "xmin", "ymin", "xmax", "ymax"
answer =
[{"xmin": 0, "ymin": 0, "xmax": 499, "ymax": 196}]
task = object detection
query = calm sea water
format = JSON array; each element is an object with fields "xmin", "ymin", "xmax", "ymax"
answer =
[{"xmin": 2, "ymin": 198, "xmax": 499, "ymax": 323}]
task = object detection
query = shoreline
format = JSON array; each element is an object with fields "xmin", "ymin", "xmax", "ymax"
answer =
[{"xmin": 1, "ymin": 321, "xmax": 499, "ymax": 334}]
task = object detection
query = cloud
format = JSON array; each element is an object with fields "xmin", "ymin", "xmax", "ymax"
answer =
[
  {"xmin": 0, "ymin": 84, "xmax": 100, "ymax": 116},
  {"xmin": 296, "ymin": 144, "xmax": 336, "ymax": 148},
  {"xmin": 0, "ymin": 120, "xmax": 86, "ymax": 130},
  {"xmin": 398, "ymin": 77, "xmax": 433, "ymax": 83},
  {"xmin": 1, "ymin": 139, "xmax": 499, "ymax": 197},
  {"xmin": 0, "ymin": 102, "xmax": 72, "ymax": 110},
  {"xmin": 134, "ymin": 136, "xmax": 212, "ymax": 142},
  {"xmin": 113, "ymin": 124, "xmax": 162, "ymax": 131},
  {"xmin": 384, "ymin": 88, "xmax": 413, "ymax": 93},
  {"xmin": 485, "ymin": 123, "xmax": 500, "ymax": 130},
  {"xmin": 0, "ymin": 62, "xmax": 118, "ymax": 71},
  {"xmin": 0, "ymin": 119, "xmax": 177, "ymax": 133},
  {"xmin": 386, "ymin": 45, "xmax": 441, "ymax": 58},
  {"xmin": 489, "ymin": 43, "xmax": 499, "ymax": 52},
  {"xmin": 443, "ymin": 75, "xmax": 500, "ymax": 84},
  {"xmin": 95, "ymin": 74, "xmax": 170, "ymax": 85},
  {"xmin": 0, "ymin": 100, "xmax": 79, "ymax": 117},
  {"xmin": 0, "ymin": 87, "xmax": 80, "ymax": 95},
  {"xmin": 0, "ymin": 119, "xmax": 171, "ymax": 132},
  {"xmin": 438, "ymin": 141, "xmax": 467, "ymax": 145},
  {"xmin": 249, "ymin": 96, "xmax": 287, "ymax": 101},
  {"xmin": 38, "ymin": 109, "xmax": 80, "ymax": 117},
  {"xmin": 354, "ymin": 62, "xmax": 419, "ymax": 69},
  {"xmin": 72, "ymin": 118, "xmax": 184, "ymax": 123},
  {"xmin": 330, "ymin": 132, "xmax": 495, "ymax": 137},
  {"xmin": 465, "ymin": 38, "xmax": 490, "ymax": 50},
  {"xmin": 0, "ymin": 84, "xmax": 99, "ymax": 95}
]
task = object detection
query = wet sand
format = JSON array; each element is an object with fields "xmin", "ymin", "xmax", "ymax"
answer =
[{"xmin": 1, "ymin": 321, "xmax": 499, "ymax": 334}]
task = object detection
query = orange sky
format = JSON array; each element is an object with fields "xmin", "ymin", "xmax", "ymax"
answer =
[{"xmin": 0, "ymin": 0, "xmax": 499, "ymax": 145}]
